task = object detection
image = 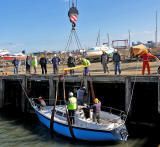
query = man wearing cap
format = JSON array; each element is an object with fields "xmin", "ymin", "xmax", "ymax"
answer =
[
  {"xmin": 113, "ymin": 49, "xmax": 121, "ymax": 75},
  {"xmin": 78, "ymin": 58, "xmax": 90, "ymax": 76},
  {"xmin": 67, "ymin": 92, "xmax": 77, "ymax": 124},
  {"xmin": 138, "ymin": 49, "xmax": 157, "ymax": 75},
  {"xmin": 52, "ymin": 54, "xmax": 60, "ymax": 74},
  {"xmin": 67, "ymin": 53, "xmax": 75, "ymax": 75},
  {"xmin": 92, "ymin": 98, "xmax": 101, "ymax": 123},
  {"xmin": 12, "ymin": 57, "xmax": 19, "ymax": 74},
  {"xmin": 39, "ymin": 54, "xmax": 47, "ymax": 74},
  {"xmin": 101, "ymin": 50, "xmax": 109, "ymax": 73},
  {"xmin": 38, "ymin": 96, "xmax": 46, "ymax": 110}
]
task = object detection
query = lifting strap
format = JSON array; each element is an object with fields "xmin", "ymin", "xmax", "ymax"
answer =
[
  {"xmin": 50, "ymin": 75, "xmax": 59, "ymax": 133},
  {"xmin": 63, "ymin": 74, "xmax": 75, "ymax": 139},
  {"xmin": 89, "ymin": 73, "xmax": 95, "ymax": 102}
]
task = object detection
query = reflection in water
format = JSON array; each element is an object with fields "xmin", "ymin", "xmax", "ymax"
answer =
[{"xmin": 0, "ymin": 109, "xmax": 159, "ymax": 147}]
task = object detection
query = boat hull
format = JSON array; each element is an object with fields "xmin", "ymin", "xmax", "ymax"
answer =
[{"xmin": 35, "ymin": 110, "xmax": 119, "ymax": 141}]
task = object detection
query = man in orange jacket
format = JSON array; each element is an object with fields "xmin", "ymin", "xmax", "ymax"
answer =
[{"xmin": 138, "ymin": 50, "xmax": 156, "ymax": 75}]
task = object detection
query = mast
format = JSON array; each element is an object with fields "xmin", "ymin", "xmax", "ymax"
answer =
[{"xmin": 155, "ymin": 10, "xmax": 158, "ymax": 47}]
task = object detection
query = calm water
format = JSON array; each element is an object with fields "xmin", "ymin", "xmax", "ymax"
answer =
[{"xmin": 0, "ymin": 108, "xmax": 159, "ymax": 147}]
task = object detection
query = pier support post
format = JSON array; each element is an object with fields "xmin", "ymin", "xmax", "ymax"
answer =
[
  {"xmin": 158, "ymin": 78, "xmax": 160, "ymax": 113},
  {"xmin": 84, "ymin": 78, "xmax": 89, "ymax": 104},
  {"xmin": 49, "ymin": 77, "xmax": 55, "ymax": 105},
  {"xmin": 21, "ymin": 77, "xmax": 27, "ymax": 112},
  {"xmin": 125, "ymin": 77, "xmax": 132, "ymax": 115},
  {"xmin": 0, "ymin": 78, "xmax": 4, "ymax": 108}
]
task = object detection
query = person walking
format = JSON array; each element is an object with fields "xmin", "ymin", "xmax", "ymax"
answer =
[
  {"xmin": 67, "ymin": 53, "xmax": 75, "ymax": 75},
  {"xmin": 113, "ymin": 50, "xmax": 121, "ymax": 75},
  {"xmin": 138, "ymin": 49, "xmax": 157, "ymax": 75},
  {"xmin": 92, "ymin": 98, "xmax": 101, "ymax": 123},
  {"xmin": 12, "ymin": 57, "xmax": 19, "ymax": 74},
  {"xmin": 77, "ymin": 86, "xmax": 86, "ymax": 105},
  {"xmin": 32, "ymin": 56, "xmax": 37, "ymax": 74},
  {"xmin": 39, "ymin": 54, "xmax": 47, "ymax": 74},
  {"xmin": 67, "ymin": 92, "xmax": 77, "ymax": 125},
  {"xmin": 26, "ymin": 56, "xmax": 31, "ymax": 74},
  {"xmin": 52, "ymin": 54, "xmax": 60, "ymax": 74},
  {"xmin": 101, "ymin": 50, "xmax": 109, "ymax": 73},
  {"xmin": 78, "ymin": 58, "xmax": 90, "ymax": 76}
]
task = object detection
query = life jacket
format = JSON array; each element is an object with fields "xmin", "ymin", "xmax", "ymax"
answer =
[
  {"xmin": 81, "ymin": 58, "xmax": 90, "ymax": 66},
  {"xmin": 67, "ymin": 97, "xmax": 77, "ymax": 110}
]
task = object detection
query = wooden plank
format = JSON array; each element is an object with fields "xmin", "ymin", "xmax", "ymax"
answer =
[{"xmin": 49, "ymin": 77, "xmax": 55, "ymax": 105}]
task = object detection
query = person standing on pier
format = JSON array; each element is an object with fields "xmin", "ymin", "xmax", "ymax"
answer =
[
  {"xmin": 39, "ymin": 54, "xmax": 47, "ymax": 74},
  {"xmin": 52, "ymin": 54, "xmax": 60, "ymax": 74},
  {"xmin": 138, "ymin": 49, "xmax": 156, "ymax": 75},
  {"xmin": 113, "ymin": 50, "xmax": 121, "ymax": 75},
  {"xmin": 12, "ymin": 57, "xmax": 19, "ymax": 74},
  {"xmin": 101, "ymin": 50, "xmax": 109, "ymax": 73},
  {"xmin": 26, "ymin": 56, "xmax": 31, "ymax": 74},
  {"xmin": 32, "ymin": 56, "xmax": 38, "ymax": 74},
  {"xmin": 78, "ymin": 58, "xmax": 90, "ymax": 76},
  {"xmin": 67, "ymin": 53, "xmax": 75, "ymax": 75}
]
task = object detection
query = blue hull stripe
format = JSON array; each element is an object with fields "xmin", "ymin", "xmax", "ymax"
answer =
[{"xmin": 35, "ymin": 110, "xmax": 118, "ymax": 141}]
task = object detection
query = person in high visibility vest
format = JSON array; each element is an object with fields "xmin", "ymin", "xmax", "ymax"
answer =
[
  {"xmin": 138, "ymin": 49, "xmax": 157, "ymax": 75},
  {"xmin": 67, "ymin": 92, "xmax": 77, "ymax": 124},
  {"xmin": 32, "ymin": 56, "xmax": 37, "ymax": 74},
  {"xmin": 78, "ymin": 58, "xmax": 91, "ymax": 76}
]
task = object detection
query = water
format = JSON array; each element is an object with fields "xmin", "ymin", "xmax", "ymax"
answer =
[{"xmin": 0, "ymin": 108, "xmax": 159, "ymax": 147}]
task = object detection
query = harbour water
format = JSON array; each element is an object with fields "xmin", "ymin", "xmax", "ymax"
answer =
[{"xmin": 0, "ymin": 108, "xmax": 159, "ymax": 147}]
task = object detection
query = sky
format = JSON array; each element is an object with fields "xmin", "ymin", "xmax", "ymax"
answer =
[{"xmin": 0, "ymin": 0, "xmax": 160, "ymax": 54}]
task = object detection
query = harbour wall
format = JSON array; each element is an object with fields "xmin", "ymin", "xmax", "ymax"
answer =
[{"xmin": 0, "ymin": 75, "xmax": 160, "ymax": 124}]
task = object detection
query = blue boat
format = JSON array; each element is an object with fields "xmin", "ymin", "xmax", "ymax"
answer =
[{"xmin": 32, "ymin": 103, "xmax": 128, "ymax": 142}]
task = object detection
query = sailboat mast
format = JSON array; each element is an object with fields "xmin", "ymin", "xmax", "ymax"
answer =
[{"xmin": 155, "ymin": 10, "xmax": 158, "ymax": 47}]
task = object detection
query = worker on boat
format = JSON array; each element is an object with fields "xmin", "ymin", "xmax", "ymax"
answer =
[
  {"xmin": 77, "ymin": 86, "xmax": 86, "ymax": 105},
  {"xmin": 52, "ymin": 54, "xmax": 60, "ymax": 74},
  {"xmin": 67, "ymin": 53, "xmax": 75, "ymax": 75},
  {"xmin": 91, "ymin": 98, "xmax": 101, "ymax": 123},
  {"xmin": 138, "ymin": 49, "xmax": 157, "ymax": 75},
  {"xmin": 67, "ymin": 92, "xmax": 77, "ymax": 125},
  {"xmin": 78, "ymin": 58, "xmax": 91, "ymax": 76},
  {"xmin": 101, "ymin": 50, "xmax": 109, "ymax": 73},
  {"xmin": 39, "ymin": 54, "xmax": 47, "ymax": 74},
  {"xmin": 113, "ymin": 49, "xmax": 121, "ymax": 75},
  {"xmin": 38, "ymin": 96, "xmax": 46, "ymax": 110}
]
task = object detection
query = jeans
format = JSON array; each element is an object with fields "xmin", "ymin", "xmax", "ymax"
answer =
[
  {"xmin": 14, "ymin": 66, "xmax": 18, "ymax": 74},
  {"xmin": 114, "ymin": 62, "xmax": 121, "ymax": 75},
  {"xmin": 84, "ymin": 67, "xmax": 89, "ymax": 75}
]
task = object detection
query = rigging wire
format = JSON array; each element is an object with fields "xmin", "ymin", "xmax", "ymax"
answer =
[{"xmin": 124, "ymin": 60, "xmax": 139, "ymax": 122}]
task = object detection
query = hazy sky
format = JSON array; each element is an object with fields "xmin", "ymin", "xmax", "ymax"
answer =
[{"xmin": 0, "ymin": 0, "xmax": 159, "ymax": 54}]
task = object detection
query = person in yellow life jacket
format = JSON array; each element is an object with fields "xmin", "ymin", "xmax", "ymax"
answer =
[
  {"xmin": 67, "ymin": 92, "xmax": 77, "ymax": 124},
  {"xmin": 138, "ymin": 49, "xmax": 156, "ymax": 75},
  {"xmin": 78, "ymin": 58, "xmax": 91, "ymax": 76},
  {"xmin": 32, "ymin": 56, "xmax": 38, "ymax": 74}
]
